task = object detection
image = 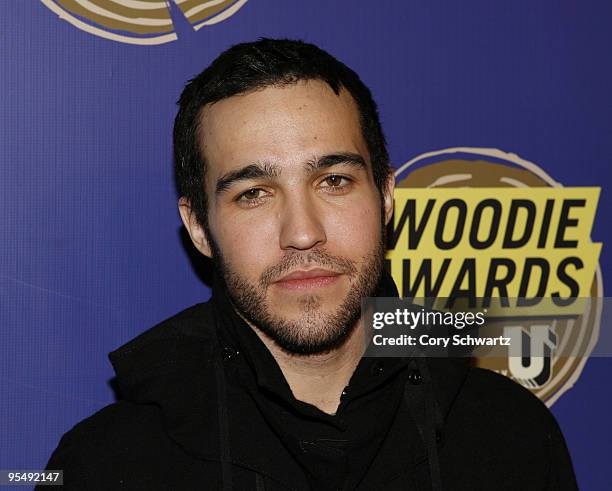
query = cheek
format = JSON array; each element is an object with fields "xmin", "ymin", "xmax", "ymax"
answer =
[
  {"xmin": 214, "ymin": 213, "xmax": 279, "ymax": 275},
  {"xmin": 326, "ymin": 204, "xmax": 382, "ymax": 255}
]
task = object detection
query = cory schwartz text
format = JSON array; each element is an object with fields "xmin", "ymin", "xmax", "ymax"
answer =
[{"xmin": 372, "ymin": 333, "xmax": 512, "ymax": 348}]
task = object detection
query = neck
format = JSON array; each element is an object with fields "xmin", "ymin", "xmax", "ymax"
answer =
[{"xmin": 251, "ymin": 322, "xmax": 367, "ymax": 414}]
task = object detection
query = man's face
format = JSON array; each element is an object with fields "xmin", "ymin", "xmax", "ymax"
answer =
[{"xmin": 181, "ymin": 80, "xmax": 393, "ymax": 354}]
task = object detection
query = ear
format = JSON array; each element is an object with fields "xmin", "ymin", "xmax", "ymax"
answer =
[
  {"xmin": 382, "ymin": 173, "xmax": 395, "ymax": 226},
  {"xmin": 178, "ymin": 197, "xmax": 212, "ymax": 258}
]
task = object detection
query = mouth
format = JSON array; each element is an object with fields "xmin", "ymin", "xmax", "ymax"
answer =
[{"xmin": 272, "ymin": 268, "xmax": 342, "ymax": 291}]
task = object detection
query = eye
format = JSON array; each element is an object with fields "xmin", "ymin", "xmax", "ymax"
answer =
[
  {"xmin": 236, "ymin": 187, "xmax": 269, "ymax": 206},
  {"xmin": 320, "ymin": 174, "xmax": 352, "ymax": 193},
  {"xmin": 239, "ymin": 188, "xmax": 264, "ymax": 200}
]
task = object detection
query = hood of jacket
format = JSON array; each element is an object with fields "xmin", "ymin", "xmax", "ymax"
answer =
[{"xmin": 108, "ymin": 270, "xmax": 470, "ymax": 488}]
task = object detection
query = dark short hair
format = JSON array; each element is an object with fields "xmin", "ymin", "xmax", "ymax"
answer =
[{"xmin": 173, "ymin": 38, "xmax": 391, "ymax": 227}]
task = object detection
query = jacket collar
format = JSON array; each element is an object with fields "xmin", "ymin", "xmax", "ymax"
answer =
[
  {"xmin": 211, "ymin": 267, "xmax": 412, "ymax": 406},
  {"xmin": 108, "ymin": 270, "xmax": 469, "ymax": 483}
]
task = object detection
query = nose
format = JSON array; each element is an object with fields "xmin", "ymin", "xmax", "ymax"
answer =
[{"xmin": 278, "ymin": 193, "xmax": 327, "ymax": 251}]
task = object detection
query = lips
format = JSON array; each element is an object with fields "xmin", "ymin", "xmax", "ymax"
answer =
[{"xmin": 273, "ymin": 268, "xmax": 341, "ymax": 290}]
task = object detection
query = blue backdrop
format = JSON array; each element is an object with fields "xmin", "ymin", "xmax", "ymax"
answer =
[{"xmin": 1, "ymin": 1, "xmax": 611, "ymax": 489}]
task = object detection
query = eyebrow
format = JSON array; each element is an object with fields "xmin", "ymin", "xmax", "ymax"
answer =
[
  {"xmin": 215, "ymin": 162, "xmax": 281, "ymax": 195},
  {"xmin": 215, "ymin": 152, "xmax": 367, "ymax": 196},
  {"xmin": 304, "ymin": 152, "xmax": 367, "ymax": 173}
]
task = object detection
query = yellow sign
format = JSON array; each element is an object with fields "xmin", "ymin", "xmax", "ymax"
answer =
[{"xmin": 390, "ymin": 148, "xmax": 603, "ymax": 406}]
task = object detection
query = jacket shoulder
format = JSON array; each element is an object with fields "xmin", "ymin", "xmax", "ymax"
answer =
[
  {"xmin": 108, "ymin": 302, "xmax": 217, "ymax": 364},
  {"xmin": 117, "ymin": 302, "xmax": 215, "ymax": 348},
  {"xmin": 54, "ymin": 301, "xmax": 216, "ymax": 461},
  {"xmin": 43, "ymin": 401, "xmax": 206, "ymax": 490},
  {"xmin": 461, "ymin": 366, "xmax": 551, "ymax": 416},
  {"xmin": 452, "ymin": 366, "xmax": 560, "ymax": 434},
  {"xmin": 442, "ymin": 366, "xmax": 577, "ymax": 489},
  {"xmin": 44, "ymin": 402, "xmax": 163, "ymax": 477},
  {"xmin": 63, "ymin": 400, "xmax": 161, "ymax": 442}
]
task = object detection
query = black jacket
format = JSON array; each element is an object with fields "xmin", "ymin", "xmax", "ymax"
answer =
[{"xmin": 44, "ymin": 277, "xmax": 579, "ymax": 490}]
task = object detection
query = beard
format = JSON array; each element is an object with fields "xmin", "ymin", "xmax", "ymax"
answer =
[{"xmin": 209, "ymin": 230, "xmax": 386, "ymax": 356}]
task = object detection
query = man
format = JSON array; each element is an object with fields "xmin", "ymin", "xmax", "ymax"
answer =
[{"xmin": 44, "ymin": 38, "xmax": 578, "ymax": 490}]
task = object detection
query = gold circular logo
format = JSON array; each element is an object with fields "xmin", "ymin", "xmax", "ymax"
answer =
[
  {"xmin": 41, "ymin": 0, "xmax": 248, "ymax": 45},
  {"xmin": 391, "ymin": 147, "xmax": 603, "ymax": 406}
]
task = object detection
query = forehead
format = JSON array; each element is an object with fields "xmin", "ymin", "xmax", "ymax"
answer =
[{"xmin": 197, "ymin": 80, "xmax": 368, "ymax": 179}]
